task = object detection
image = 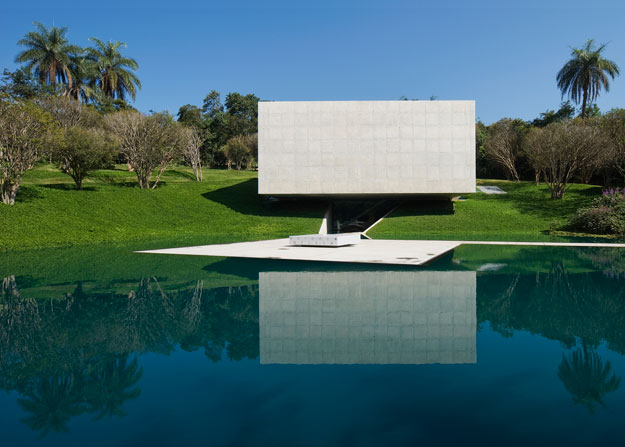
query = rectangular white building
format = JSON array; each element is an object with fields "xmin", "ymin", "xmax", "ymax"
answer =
[{"xmin": 258, "ymin": 100, "xmax": 476, "ymax": 196}]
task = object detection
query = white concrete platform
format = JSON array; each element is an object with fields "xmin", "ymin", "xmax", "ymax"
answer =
[
  {"xmin": 137, "ymin": 239, "xmax": 625, "ymax": 267},
  {"xmin": 138, "ymin": 238, "xmax": 462, "ymax": 266}
]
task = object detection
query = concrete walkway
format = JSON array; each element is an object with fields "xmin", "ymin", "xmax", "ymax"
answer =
[{"xmin": 137, "ymin": 238, "xmax": 625, "ymax": 266}]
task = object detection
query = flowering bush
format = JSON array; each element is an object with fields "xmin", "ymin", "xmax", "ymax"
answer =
[{"xmin": 568, "ymin": 188, "xmax": 625, "ymax": 235}]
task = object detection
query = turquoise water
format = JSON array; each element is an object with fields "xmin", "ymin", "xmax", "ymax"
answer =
[{"xmin": 1, "ymin": 244, "xmax": 625, "ymax": 445}]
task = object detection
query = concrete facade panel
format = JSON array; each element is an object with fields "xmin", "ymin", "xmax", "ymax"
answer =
[{"xmin": 258, "ymin": 100, "xmax": 476, "ymax": 196}]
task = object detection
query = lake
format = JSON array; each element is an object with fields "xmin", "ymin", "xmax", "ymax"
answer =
[{"xmin": 1, "ymin": 244, "xmax": 625, "ymax": 445}]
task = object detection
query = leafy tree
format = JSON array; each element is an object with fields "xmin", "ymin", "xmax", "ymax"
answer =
[
  {"xmin": 532, "ymin": 101, "xmax": 575, "ymax": 127},
  {"xmin": 93, "ymin": 97, "xmax": 135, "ymax": 115},
  {"xmin": 201, "ymin": 90, "xmax": 223, "ymax": 118},
  {"xmin": 557, "ymin": 39, "xmax": 620, "ymax": 118},
  {"xmin": 602, "ymin": 108, "xmax": 625, "ymax": 179},
  {"xmin": 584, "ymin": 103, "xmax": 602, "ymax": 118},
  {"xmin": 0, "ymin": 99, "xmax": 55, "ymax": 204},
  {"xmin": 475, "ymin": 121, "xmax": 492, "ymax": 178},
  {"xmin": 483, "ymin": 118, "xmax": 528, "ymax": 182},
  {"xmin": 104, "ymin": 111, "xmax": 182, "ymax": 188},
  {"xmin": 223, "ymin": 135, "xmax": 253, "ymax": 170},
  {"xmin": 202, "ymin": 91, "xmax": 259, "ymax": 168},
  {"xmin": 15, "ymin": 22, "xmax": 81, "ymax": 88},
  {"xmin": 177, "ymin": 104, "xmax": 203, "ymax": 129},
  {"xmin": 54, "ymin": 126, "xmax": 115, "ymax": 190},
  {"xmin": 86, "ymin": 38, "xmax": 141, "ymax": 102},
  {"xmin": 224, "ymin": 92, "xmax": 259, "ymax": 136},
  {"xmin": 0, "ymin": 68, "xmax": 53, "ymax": 100}
]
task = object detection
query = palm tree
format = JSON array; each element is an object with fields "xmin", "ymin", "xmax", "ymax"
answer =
[
  {"xmin": 63, "ymin": 55, "xmax": 99, "ymax": 103},
  {"xmin": 557, "ymin": 39, "xmax": 620, "ymax": 118},
  {"xmin": 87, "ymin": 38, "xmax": 141, "ymax": 101},
  {"xmin": 15, "ymin": 22, "xmax": 81, "ymax": 89}
]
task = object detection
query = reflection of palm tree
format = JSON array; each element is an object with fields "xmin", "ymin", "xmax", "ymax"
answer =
[
  {"xmin": 558, "ymin": 344, "xmax": 620, "ymax": 413},
  {"xmin": 17, "ymin": 375, "xmax": 86, "ymax": 436},
  {"xmin": 86, "ymin": 354, "xmax": 142, "ymax": 420}
]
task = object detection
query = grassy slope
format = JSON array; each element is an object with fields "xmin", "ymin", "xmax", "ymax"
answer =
[
  {"xmin": 368, "ymin": 180, "xmax": 603, "ymax": 241},
  {"xmin": 0, "ymin": 164, "xmax": 325, "ymax": 252}
]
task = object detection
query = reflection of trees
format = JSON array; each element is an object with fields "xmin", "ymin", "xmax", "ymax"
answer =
[
  {"xmin": 124, "ymin": 277, "xmax": 176, "ymax": 354},
  {"xmin": 558, "ymin": 345, "xmax": 620, "ymax": 414},
  {"xmin": 575, "ymin": 248, "xmax": 625, "ymax": 279},
  {"xmin": 0, "ymin": 275, "xmax": 259, "ymax": 437},
  {"xmin": 479, "ymin": 263, "xmax": 625, "ymax": 413},
  {"xmin": 478, "ymin": 262, "xmax": 625, "ymax": 352}
]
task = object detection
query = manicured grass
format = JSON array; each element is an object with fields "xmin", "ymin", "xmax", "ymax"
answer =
[
  {"xmin": 0, "ymin": 164, "xmax": 325, "ymax": 252},
  {"xmin": 368, "ymin": 180, "xmax": 604, "ymax": 242}
]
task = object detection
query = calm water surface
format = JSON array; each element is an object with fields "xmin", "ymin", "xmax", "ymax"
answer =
[{"xmin": 1, "ymin": 244, "xmax": 625, "ymax": 446}]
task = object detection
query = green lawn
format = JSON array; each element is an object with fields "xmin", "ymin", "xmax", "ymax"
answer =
[
  {"xmin": 0, "ymin": 168, "xmax": 610, "ymax": 252},
  {"xmin": 0, "ymin": 164, "xmax": 325, "ymax": 252},
  {"xmin": 368, "ymin": 180, "xmax": 604, "ymax": 242}
]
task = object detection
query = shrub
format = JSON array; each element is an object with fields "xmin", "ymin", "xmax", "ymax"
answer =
[
  {"xmin": 569, "ymin": 188, "xmax": 625, "ymax": 235},
  {"xmin": 54, "ymin": 126, "xmax": 115, "ymax": 190}
]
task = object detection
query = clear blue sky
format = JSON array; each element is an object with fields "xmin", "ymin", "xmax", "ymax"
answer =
[{"xmin": 2, "ymin": 0, "xmax": 625, "ymax": 124}]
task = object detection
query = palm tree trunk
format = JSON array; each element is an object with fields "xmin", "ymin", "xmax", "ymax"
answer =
[{"xmin": 581, "ymin": 86, "xmax": 588, "ymax": 118}]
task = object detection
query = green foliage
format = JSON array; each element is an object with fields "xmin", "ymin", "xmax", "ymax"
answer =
[
  {"xmin": 0, "ymin": 68, "xmax": 54, "ymax": 100},
  {"xmin": 532, "ymin": 101, "xmax": 575, "ymax": 127},
  {"xmin": 569, "ymin": 188, "xmax": 625, "ymax": 235},
  {"xmin": 54, "ymin": 126, "xmax": 115, "ymax": 189},
  {"xmin": 201, "ymin": 90, "xmax": 223, "ymax": 118},
  {"xmin": 557, "ymin": 39, "xmax": 620, "ymax": 118},
  {"xmin": 176, "ymin": 104, "xmax": 203, "ymax": 128},
  {"xmin": 202, "ymin": 91, "xmax": 259, "ymax": 167},
  {"xmin": 475, "ymin": 121, "xmax": 494, "ymax": 178},
  {"xmin": 222, "ymin": 134, "xmax": 257, "ymax": 170},
  {"xmin": 93, "ymin": 97, "xmax": 135, "ymax": 115}
]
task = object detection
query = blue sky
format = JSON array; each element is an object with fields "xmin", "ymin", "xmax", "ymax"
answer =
[{"xmin": 2, "ymin": 0, "xmax": 625, "ymax": 123}]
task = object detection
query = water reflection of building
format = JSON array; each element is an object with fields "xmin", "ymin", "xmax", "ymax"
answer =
[{"xmin": 259, "ymin": 271, "xmax": 476, "ymax": 365}]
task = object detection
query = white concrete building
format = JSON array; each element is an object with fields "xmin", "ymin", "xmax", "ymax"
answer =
[
  {"xmin": 259, "ymin": 270, "xmax": 477, "ymax": 365},
  {"xmin": 258, "ymin": 100, "xmax": 476, "ymax": 196}
]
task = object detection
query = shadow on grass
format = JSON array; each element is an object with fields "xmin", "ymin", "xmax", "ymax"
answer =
[
  {"xmin": 41, "ymin": 184, "xmax": 98, "ymax": 191},
  {"xmin": 203, "ymin": 178, "xmax": 326, "ymax": 218},
  {"xmin": 164, "ymin": 168, "xmax": 197, "ymax": 181},
  {"xmin": 14, "ymin": 186, "xmax": 43, "ymax": 203}
]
